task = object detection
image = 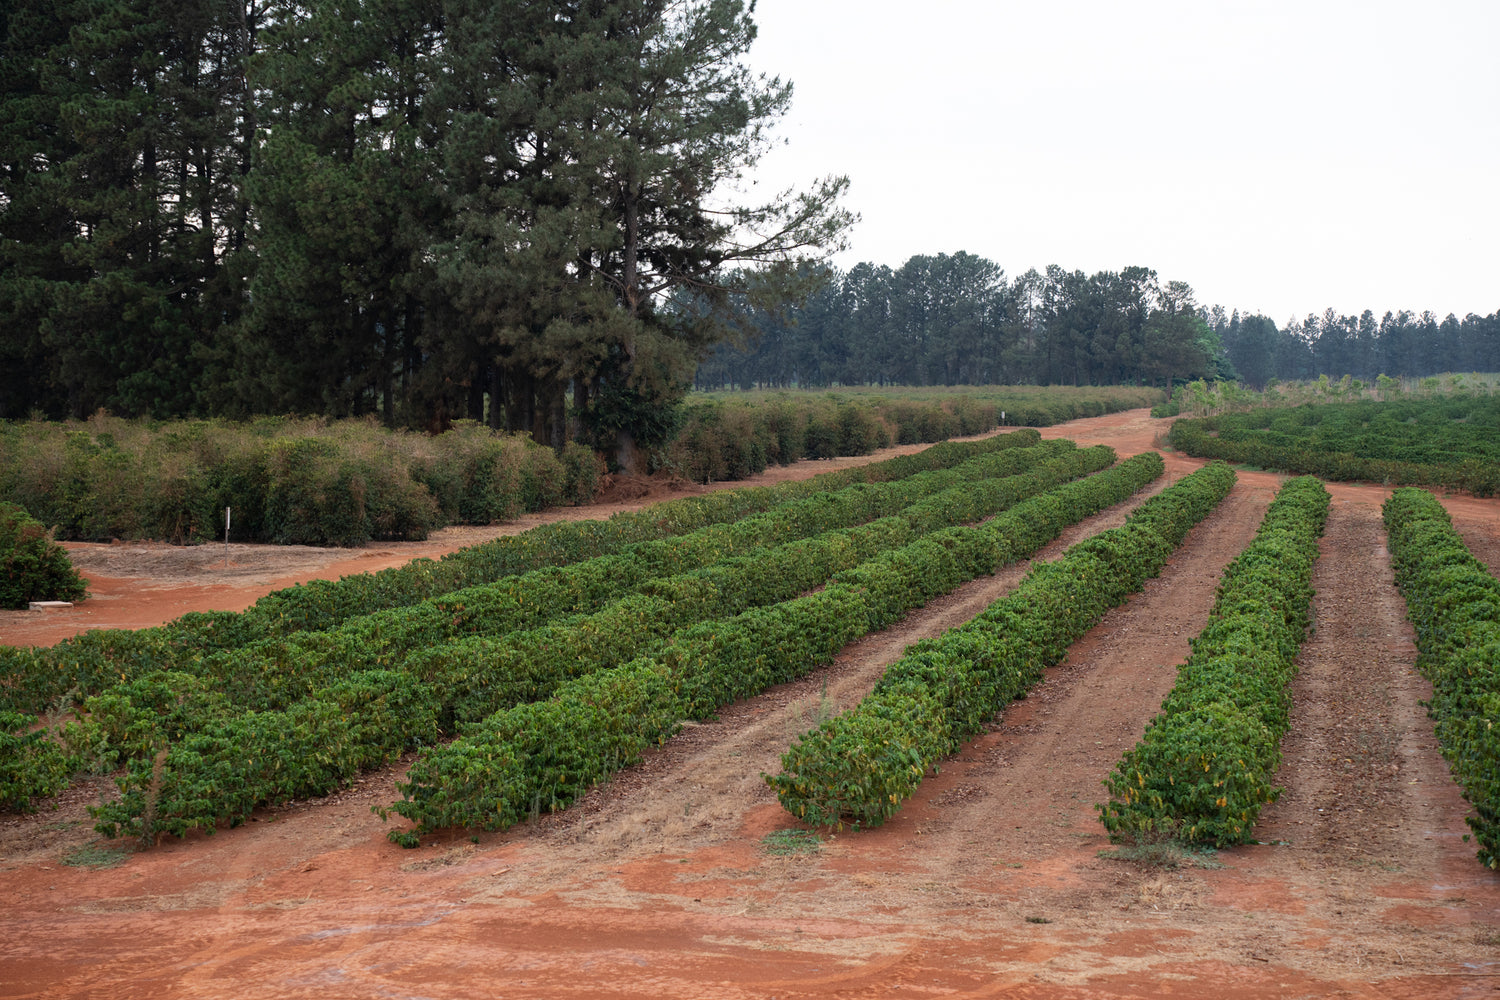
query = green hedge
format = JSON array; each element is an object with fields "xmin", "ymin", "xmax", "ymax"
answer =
[
  {"xmin": 0, "ymin": 502, "xmax": 87, "ymax": 610},
  {"xmin": 766, "ymin": 461, "xmax": 1237, "ymax": 830},
  {"xmin": 385, "ymin": 452, "xmax": 1167, "ymax": 835},
  {"xmin": 0, "ymin": 416, "xmax": 604, "ymax": 546},
  {"xmin": 1098, "ymin": 476, "xmax": 1330, "ymax": 847},
  {"xmin": 1383, "ymin": 488, "xmax": 1500, "ymax": 869},
  {"xmin": 1168, "ymin": 398, "xmax": 1500, "ymax": 497},
  {"xmin": 84, "ymin": 445, "xmax": 1106, "ymax": 841}
]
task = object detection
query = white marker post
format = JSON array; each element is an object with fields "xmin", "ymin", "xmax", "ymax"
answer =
[{"xmin": 224, "ymin": 507, "xmax": 232, "ymax": 569}]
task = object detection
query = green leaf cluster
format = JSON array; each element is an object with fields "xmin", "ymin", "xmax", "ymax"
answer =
[
  {"xmin": 1384, "ymin": 488, "xmax": 1500, "ymax": 869},
  {"xmin": 1098, "ymin": 476, "xmax": 1330, "ymax": 847},
  {"xmin": 766, "ymin": 461, "xmax": 1235, "ymax": 829},
  {"xmin": 0, "ymin": 501, "xmax": 87, "ymax": 610},
  {"xmin": 0, "ymin": 711, "xmax": 71, "ymax": 812}
]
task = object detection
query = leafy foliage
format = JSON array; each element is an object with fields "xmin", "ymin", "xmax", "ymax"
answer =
[
  {"xmin": 766, "ymin": 461, "xmax": 1235, "ymax": 829},
  {"xmin": 0, "ymin": 502, "xmax": 86, "ymax": 610},
  {"xmin": 1383, "ymin": 488, "xmax": 1500, "ymax": 869},
  {"xmin": 79, "ymin": 438, "xmax": 1096, "ymax": 839},
  {"xmin": 1169, "ymin": 397, "xmax": 1500, "ymax": 496},
  {"xmin": 0, "ymin": 711, "xmax": 71, "ymax": 812},
  {"xmin": 1098, "ymin": 476, "xmax": 1330, "ymax": 847}
]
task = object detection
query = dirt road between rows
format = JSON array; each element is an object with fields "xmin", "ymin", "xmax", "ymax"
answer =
[{"xmin": 3, "ymin": 408, "xmax": 1497, "ymax": 999}]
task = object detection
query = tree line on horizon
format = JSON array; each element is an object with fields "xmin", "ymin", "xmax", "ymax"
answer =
[{"xmin": 696, "ymin": 254, "xmax": 1500, "ymax": 392}]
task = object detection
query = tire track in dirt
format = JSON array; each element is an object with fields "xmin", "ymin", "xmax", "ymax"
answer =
[{"xmin": 1235, "ymin": 496, "xmax": 1498, "ymax": 979}]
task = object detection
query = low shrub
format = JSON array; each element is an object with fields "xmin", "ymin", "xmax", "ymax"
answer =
[
  {"xmin": 1098, "ymin": 476, "xmax": 1330, "ymax": 847},
  {"xmin": 0, "ymin": 502, "xmax": 87, "ymax": 610}
]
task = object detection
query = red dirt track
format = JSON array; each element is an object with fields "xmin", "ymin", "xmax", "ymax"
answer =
[{"xmin": 3, "ymin": 408, "xmax": 1498, "ymax": 999}]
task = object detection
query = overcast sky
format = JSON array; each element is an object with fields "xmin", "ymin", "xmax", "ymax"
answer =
[{"xmin": 736, "ymin": 0, "xmax": 1498, "ymax": 327}]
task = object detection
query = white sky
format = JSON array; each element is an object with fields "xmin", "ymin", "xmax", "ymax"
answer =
[{"xmin": 737, "ymin": 0, "xmax": 1499, "ymax": 327}]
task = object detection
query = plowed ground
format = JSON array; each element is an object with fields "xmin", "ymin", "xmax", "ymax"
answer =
[{"xmin": 3, "ymin": 409, "xmax": 1497, "ymax": 1000}]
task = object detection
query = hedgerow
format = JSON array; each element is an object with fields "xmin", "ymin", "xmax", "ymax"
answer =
[
  {"xmin": 1169, "ymin": 397, "xmax": 1500, "ymax": 496},
  {"xmin": 385, "ymin": 451, "xmax": 1167, "ymax": 836},
  {"xmin": 85, "ymin": 445, "xmax": 1110, "ymax": 840},
  {"xmin": 1383, "ymin": 487, "xmax": 1500, "ymax": 869},
  {"xmin": 1097, "ymin": 475, "xmax": 1330, "ymax": 847},
  {"xmin": 766, "ymin": 461, "xmax": 1236, "ymax": 830}
]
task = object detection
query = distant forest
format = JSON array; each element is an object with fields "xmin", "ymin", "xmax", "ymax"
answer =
[{"xmin": 695, "ymin": 254, "xmax": 1500, "ymax": 391}]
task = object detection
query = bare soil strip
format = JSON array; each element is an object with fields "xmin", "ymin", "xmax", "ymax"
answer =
[{"xmin": 3, "ymin": 410, "xmax": 1498, "ymax": 1000}]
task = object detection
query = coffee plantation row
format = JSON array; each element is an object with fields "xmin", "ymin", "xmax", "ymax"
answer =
[
  {"xmin": 388, "ymin": 452, "xmax": 1167, "ymax": 835},
  {"xmin": 0, "ymin": 431, "xmax": 1042, "ymax": 717},
  {"xmin": 0, "ymin": 433, "xmax": 1044, "ymax": 811},
  {"xmin": 34, "ymin": 440, "xmax": 1121, "ymax": 838},
  {"xmin": 1099, "ymin": 476, "xmax": 1330, "ymax": 846},
  {"xmin": 1384, "ymin": 488, "xmax": 1500, "ymax": 868},
  {"xmin": 1169, "ymin": 396, "xmax": 1500, "ymax": 496},
  {"xmin": 768, "ymin": 461, "xmax": 1236, "ymax": 828}
]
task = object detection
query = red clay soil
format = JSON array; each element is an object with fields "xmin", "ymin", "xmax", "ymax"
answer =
[{"xmin": 3, "ymin": 408, "xmax": 1498, "ymax": 1000}]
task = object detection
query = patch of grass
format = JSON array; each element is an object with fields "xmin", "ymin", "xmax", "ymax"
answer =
[
  {"xmin": 761, "ymin": 829, "xmax": 822, "ymax": 856},
  {"xmin": 62, "ymin": 844, "xmax": 130, "ymax": 869},
  {"xmin": 1025, "ymin": 915, "xmax": 1052, "ymax": 924},
  {"xmin": 1097, "ymin": 840, "xmax": 1225, "ymax": 870}
]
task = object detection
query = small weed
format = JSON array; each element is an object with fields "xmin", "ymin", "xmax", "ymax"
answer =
[
  {"xmin": 1025, "ymin": 916, "xmax": 1052, "ymax": 924},
  {"xmin": 62, "ymin": 844, "xmax": 130, "ymax": 869},
  {"xmin": 1098, "ymin": 841, "xmax": 1225, "ymax": 870},
  {"xmin": 762, "ymin": 829, "xmax": 822, "ymax": 856},
  {"xmin": 387, "ymin": 830, "xmax": 421, "ymax": 849}
]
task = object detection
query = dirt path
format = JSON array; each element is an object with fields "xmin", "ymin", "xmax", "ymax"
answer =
[{"xmin": 3, "ymin": 408, "xmax": 1499, "ymax": 999}]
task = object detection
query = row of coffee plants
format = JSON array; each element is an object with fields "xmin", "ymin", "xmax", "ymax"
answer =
[
  {"xmin": 1383, "ymin": 488, "xmax": 1500, "ymax": 868},
  {"xmin": 1169, "ymin": 397, "xmax": 1500, "ymax": 496},
  {"xmin": 411, "ymin": 448, "xmax": 1114, "ymax": 730},
  {"xmin": 0, "ymin": 433, "xmax": 1039, "ymax": 715},
  {"xmin": 83, "ymin": 447, "xmax": 1114, "ymax": 837},
  {"xmin": 766, "ymin": 461, "xmax": 1237, "ymax": 829},
  {"xmin": 385, "ymin": 452, "xmax": 1167, "ymax": 836},
  {"xmin": 661, "ymin": 385, "xmax": 1162, "ymax": 482},
  {"xmin": 1097, "ymin": 476, "xmax": 1330, "ymax": 847},
  {"xmin": 235, "ymin": 431, "xmax": 1037, "ymax": 638},
  {"xmin": 0, "ymin": 434, "xmax": 1051, "ymax": 718}
]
